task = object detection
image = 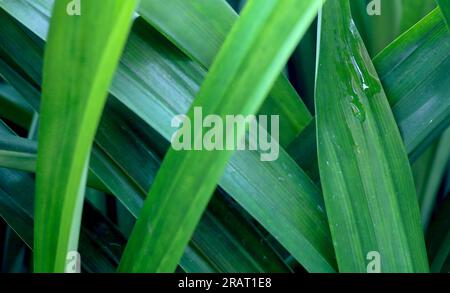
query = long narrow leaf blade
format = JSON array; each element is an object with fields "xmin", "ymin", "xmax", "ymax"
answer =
[
  {"xmin": 0, "ymin": 32, "xmax": 291, "ymax": 272},
  {"xmin": 0, "ymin": 131, "xmax": 289, "ymax": 272},
  {"xmin": 374, "ymin": 8, "xmax": 450, "ymax": 161},
  {"xmin": 290, "ymin": 7, "xmax": 450, "ymax": 182},
  {"xmin": 137, "ymin": 0, "xmax": 312, "ymax": 146},
  {"xmin": 118, "ymin": 0, "xmax": 324, "ymax": 272},
  {"xmin": 350, "ymin": 0, "xmax": 403, "ymax": 57},
  {"xmin": 0, "ymin": 121, "xmax": 118, "ymax": 272},
  {"xmin": 35, "ymin": 0, "xmax": 137, "ymax": 272},
  {"xmin": 436, "ymin": 0, "xmax": 450, "ymax": 27},
  {"xmin": 0, "ymin": 83, "xmax": 34, "ymax": 129},
  {"xmin": 2, "ymin": 0, "xmax": 336, "ymax": 272},
  {"xmin": 399, "ymin": 0, "xmax": 436, "ymax": 33},
  {"xmin": 0, "ymin": 135, "xmax": 36, "ymax": 172},
  {"xmin": 315, "ymin": 0, "xmax": 429, "ymax": 272},
  {"xmin": 418, "ymin": 128, "xmax": 450, "ymax": 229}
]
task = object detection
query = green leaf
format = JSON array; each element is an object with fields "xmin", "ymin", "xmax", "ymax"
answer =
[
  {"xmin": 0, "ymin": 132, "xmax": 109, "ymax": 193},
  {"xmin": 373, "ymin": 8, "xmax": 450, "ymax": 161},
  {"xmin": 0, "ymin": 0, "xmax": 51, "ymax": 40},
  {"xmin": 88, "ymin": 9, "xmax": 337, "ymax": 274},
  {"xmin": 351, "ymin": 0, "xmax": 437, "ymax": 54},
  {"xmin": 0, "ymin": 9, "xmax": 293, "ymax": 273},
  {"xmin": 417, "ymin": 128, "xmax": 450, "ymax": 229},
  {"xmin": 138, "ymin": 0, "xmax": 234, "ymax": 68},
  {"xmin": 0, "ymin": 169, "xmax": 34, "ymax": 248},
  {"xmin": 34, "ymin": 0, "xmax": 137, "ymax": 272},
  {"xmin": 0, "ymin": 82, "xmax": 34, "ymax": 129},
  {"xmin": 186, "ymin": 195, "xmax": 291, "ymax": 272},
  {"xmin": 0, "ymin": 57, "xmax": 41, "ymax": 111},
  {"xmin": 118, "ymin": 0, "xmax": 325, "ymax": 273},
  {"xmin": 137, "ymin": 0, "xmax": 312, "ymax": 146},
  {"xmin": 436, "ymin": 0, "xmax": 450, "ymax": 27},
  {"xmin": 0, "ymin": 134, "xmax": 36, "ymax": 173},
  {"xmin": 286, "ymin": 120, "xmax": 320, "ymax": 183},
  {"xmin": 0, "ymin": 114, "xmax": 330, "ymax": 272},
  {"xmin": 350, "ymin": 0, "xmax": 403, "ymax": 57},
  {"xmin": 412, "ymin": 141, "xmax": 440, "ymax": 205},
  {"xmin": 350, "ymin": 0, "xmax": 437, "ymax": 54},
  {"xmin": 95, "ymin": 103, "xmax": 291, "ymax": 272},
  {"xmin": 289, "ymin": 7, "xmax": 450, "ymax": 179},
  {"xmin": 315, "ymin": 0, "xmax": 428, "ymax": 272},
  {"xmin": 0, "ymin": 121, "xmax": 119, "ymax": 272},
  {"xmin": 399, "ymin": 0, "xmax": 436, "ymax": 33},
  {"xmin": 2, "ymin": 0, "xmax": 336, "ymax": 272},
  {"xmin": 0, "ymin": 56, "xmax": 291, "ymax": 274},
  {"xmin": 288, "ymin": 21, "xmax": 318, "ymax": 113},
  {"xmin": 0, "ymin": 132, "xmax": 289, "ymax": 272},
  {"xmin": 0, "ymin": 8, "xmax": 44, "ymax": 87}
]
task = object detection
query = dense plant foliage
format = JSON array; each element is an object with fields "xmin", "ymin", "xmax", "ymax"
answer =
[{"xmin": 0, "ymin": 0, "xmax": 448, "ymax": 273}]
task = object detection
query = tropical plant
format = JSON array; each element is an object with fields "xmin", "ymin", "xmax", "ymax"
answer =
[{"xmin": 0, "ymin": 0, "xmax": 449, "ymax": 273}]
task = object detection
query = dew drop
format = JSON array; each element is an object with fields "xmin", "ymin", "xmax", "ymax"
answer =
[
  {"xmin": 317, "ymin": 205, "xmax": 324, "ymax": 213},
  {"xmin": 356, "ymin": 146, "xmax": 362, "ymax": 154},
  {"xmin": 349, "ymin": 95, "xmax": 366, "ymax": 122}
]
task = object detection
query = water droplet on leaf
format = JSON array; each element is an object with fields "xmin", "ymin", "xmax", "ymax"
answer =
[{"xmin": 349, "ymin": 95, "xmax": 366, "ymax": 122}]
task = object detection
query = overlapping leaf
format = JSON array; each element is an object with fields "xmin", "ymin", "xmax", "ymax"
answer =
[
  {"xmin": 34, "ymin": 0, "xmax": 137, "ymax": 272},
  {"xmin": 374, "ymin": 8, "xmax": 450, "ymax": 161},
  {"xmin": 137, "ymin": 0, "xmax": 312, "ymax": 146},
  {"xmin": 0, "ymin": 6, "xmax": 295, "ymax": 273},
  {"xmin": 315, "ymin": 0, "xmax": 428, "ymax": 272},
  {"xmin": 118, "ymin": 0, "xmax": 327, "ymax": 273},
  {"xmin": 289, "ymin": 7, "xmax": 450, "ymax": 179}
]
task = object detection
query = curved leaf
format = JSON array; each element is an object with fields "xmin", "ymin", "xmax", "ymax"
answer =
[
  {"xmin": 0, "ymin": 8, "xmax": 294, "ymax": 273},
  {"xmin": 0, "ymin": 83, "xmax": 34, "ymax": 129},
  {"xmin": 316, "ymin": 0, "xmax": 428, "ymax": 272},
  {"xmin": 137, "ymin": 0, "xmax": 312, "ymax": 146},
  {"xmin": 118, "ymin": 0, "xmax": 326, "ymax": 273},
  {"xmin": 2, "ymin": 0, "xmax": 336, "ymax": 272},
  {"xmin": 289, "ymin": 8, "xmax": 450, "ymax": 180},
  {"xmin": 417, "ymin": 128, "xmax": 450, "ymax": 229},
  {"xmin": 34, "ymin": 0, "xmax": 137, "ymax": 272},
  {"xmin": 374, "ymin": 8, "xmax": 450, "ymax": 161}
]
